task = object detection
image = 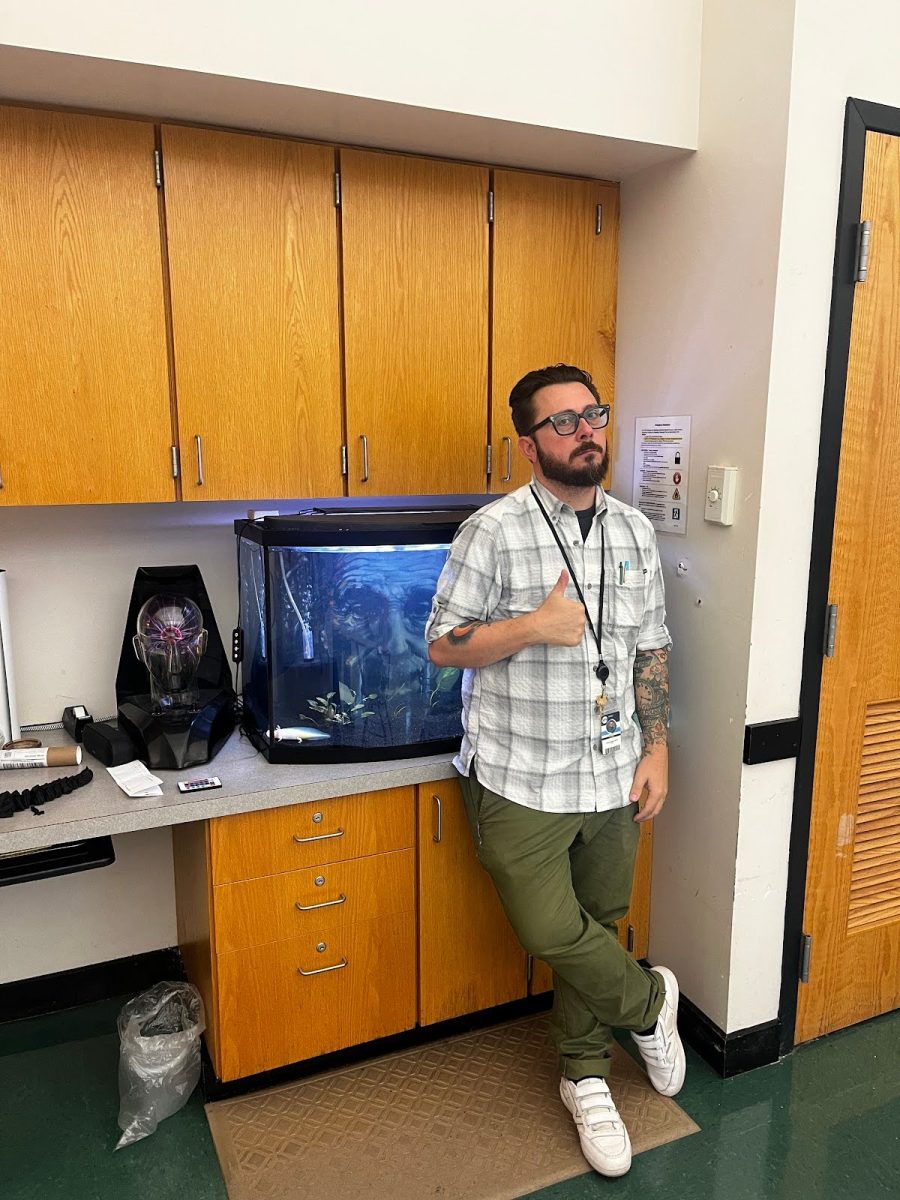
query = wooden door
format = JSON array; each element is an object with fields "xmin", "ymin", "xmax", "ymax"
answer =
[
  {"xmin": 491, "ymin": 171, "xmax": 619, "ymax": 493},
  {"xmin": 530, "ymin": 819, "xmax": 653, "ymax": 994},
  {"xmin": 0, "ymin": 107, "xmax": 173, "ymax": 505},
  {"xmin": 418, "ymin": 779, "xmax": 526, "ymax": 1023},
  {"xmin": 341, "ymin": 150, "xmax": 489, "ymax": 496},
  {"xmin": 161, "ymin": 126, "xmax": 343, "ymax": 501},
  {"xmin": 797, "ymin": 131, "xmax": 900, "ymax": 1042}
]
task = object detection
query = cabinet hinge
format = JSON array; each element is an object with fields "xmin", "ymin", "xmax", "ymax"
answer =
[
  {"xmin": 485, "ymin": 444, "xmax": 492, "ymax": 476},
  {"xmin": 799, "ymin": 933, "xmax": 812, "ymax": 984},
  {"xmin": 154, "ymin": 149, "xmax": 163, "ymax": 190},
  {"xmin": 824, "ymin": 603, "xmax": 839, "ymax": 658},
  {"xmin": 595, "ymin": 203, "xmax": 603, "ymax": 235},
  {"xmin": 334, "ymin": 170, "xmax": 342, "ymax": 208},
  {"xmin": 487, "ymin": 189, "xmax": 494, "ymax": 225},
  {"xmin": 170, "ymin": 445, "xmax": 180, "ymax": 479},
  {"xmin": 340, "ymin": 444, "xmax": 348, "ymax": 476},
  {"xmin": 854, "ymin": 220, "xmax": 871, "ymax": 282}
]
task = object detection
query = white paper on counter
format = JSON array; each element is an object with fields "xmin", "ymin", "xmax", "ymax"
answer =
[{"xmin": 107, "ymin": 761, "xmax": 164, "ymax": 798}]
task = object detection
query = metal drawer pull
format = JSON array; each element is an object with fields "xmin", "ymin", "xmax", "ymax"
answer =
[
  {"xmin": 360, "ymin": 434, "xmax": 369, "ymax": 482},
  {"xmin": 297, "ymin": 958, "xmax": 347, "ymax": 976},
  {"xmin": 295, "ymin": 893, "xmax": 347, "ymax": 912},
  {"xmin": 194, "ymin": 434, "xmax": 205, "ymax": 487},
  {"xmin": 432, "ymin": 793, "xmax": 442, "ymax": 843},
  {"xmin": 502, "ymin": 436, "xmax": 512, "ymax": 482},
  {"xmin": 293, "ymin": 827, "xmax": 345, "ymax": 844}
]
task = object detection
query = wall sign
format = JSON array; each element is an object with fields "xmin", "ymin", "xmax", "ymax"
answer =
[{"xmin": 632, "ymin": 416, "xmax": 691, "ymax": 536}]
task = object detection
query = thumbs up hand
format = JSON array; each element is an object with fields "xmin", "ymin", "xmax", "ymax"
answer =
[{"xmin": 530, "ymin": 570, "xmax": 586, "ymax": 647}]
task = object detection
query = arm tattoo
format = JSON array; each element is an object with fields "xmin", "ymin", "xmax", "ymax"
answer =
[
  {"xmin": 447, "ymin": 620, "xmax": 486, "ymax": 646},
  {"xmin": 634, "ymin": 647, "xmax": 669, "ymax": 753}
]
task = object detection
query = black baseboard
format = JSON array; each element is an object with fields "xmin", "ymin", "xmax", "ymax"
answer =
[
  {"xmin": 202, "ymin": 991, "xmax": 555, "ymax": 1102},
  {"xmin": 0, "ymin": 947, "xmax": 185, "ymax": 1023},
  {"xmin": 678, "ymin": 993, "xmax": 781, "ymax": 1077}
]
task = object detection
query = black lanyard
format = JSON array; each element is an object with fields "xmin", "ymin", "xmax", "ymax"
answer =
[{"xmin": 530, "ymin": 486, "xmax": 609, "ymax": 685}]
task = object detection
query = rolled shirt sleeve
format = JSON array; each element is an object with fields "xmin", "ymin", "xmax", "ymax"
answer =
[
  {"xmin": 425, "ymin": 517, "xmax": 502, "ymax": 644},
  {"xmin": 636, "ymin": 538, "xmax": 672, "ymax": 652}
]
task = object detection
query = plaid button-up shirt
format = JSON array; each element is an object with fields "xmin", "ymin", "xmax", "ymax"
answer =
[{"xmin": 425, "ymin": 477, "xmax": 671, "ymax": 813}]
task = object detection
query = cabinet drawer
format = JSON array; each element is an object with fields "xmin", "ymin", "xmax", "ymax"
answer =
[
  {"xmin": 213, "ymin": 848, "xmax": 414, "ymax": 954},
  {"xmin": 210, "ymin": 787, "xmax": 415, "ymax": 883},
  {"xmin": 215, "ymin": 910, "xmax": 416, "ymax": 1081}
]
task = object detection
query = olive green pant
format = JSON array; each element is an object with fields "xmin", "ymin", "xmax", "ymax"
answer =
[{"xmin": 459, "ymin": 770, "xmax": 663, "ymax": 1080}]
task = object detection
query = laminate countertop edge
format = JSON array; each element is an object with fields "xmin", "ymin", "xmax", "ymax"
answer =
[{"xmin": 0, "ymin": 731, "xmax": 458, "ymax": 853}]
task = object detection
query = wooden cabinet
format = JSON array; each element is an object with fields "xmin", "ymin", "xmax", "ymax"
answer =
[
  {"xmin": 3, "ymin": 104, "xmax": 620, "ymax": 507},
  {"xmin": 529, "ymin": 820, "xmax": 654, "ymax": 994},
  {"xmin": 340, "ymin": 150, "xmax": 490, "ymax": 497},
  {"xmin": 0, "ymin": 107, "xmax": 174, "ymax": 505},
  {"xmin": 417, "ymin": 779, "xmax": 527, "ymax": 1024},
  {"xmin": 161, "ymin": 126, "xmax": 343, "ymax": 501},
  {"xmin": 490, "ymin": 170, "xmax": 619, "ymax": 493},
  {"xmin": 173, "ymin": 788, "xmax": 417, "ymax": 1082}
]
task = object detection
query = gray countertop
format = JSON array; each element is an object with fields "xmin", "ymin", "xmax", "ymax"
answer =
[{"xmin": 0, "ymin": 730, "xmax": 457, "ymax": 853}]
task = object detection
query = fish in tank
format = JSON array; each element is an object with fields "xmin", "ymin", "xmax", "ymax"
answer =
[{"xmin": 236, "ymin": 508, "xmax": 478, "ymax": 762}]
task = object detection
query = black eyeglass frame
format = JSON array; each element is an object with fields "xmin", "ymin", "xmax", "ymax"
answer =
[{"xmin": 525, "ymin": 403, "xmax": 611, "ymax": 438}]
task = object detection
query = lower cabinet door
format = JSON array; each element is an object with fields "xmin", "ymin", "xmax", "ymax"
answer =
[
  {"xmin": 215, "ymin": 910, "xmax": 416, "ymax": 1081},
  {"xmin": 417, "ymin": 780, "xmax": 527, "ymax": 1024}
]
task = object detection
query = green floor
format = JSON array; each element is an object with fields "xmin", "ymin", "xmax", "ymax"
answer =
[{"xmin": 1, "ymin": 998, "xmax": 898, "ymax": 1200}]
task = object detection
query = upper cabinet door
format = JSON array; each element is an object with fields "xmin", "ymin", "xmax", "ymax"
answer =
[
  {"xmin": 0, "ymin": 108, "xmax": 173, "ymax": 505},
  {"xmin": 491, "ymin": 172, "xmax": 619, "ymax": 493},
  {"xmin": 341, "ymin": 151, "xmax": 489, "ymax": 496},
  {"xmin": 161, "ymin": 127, "xmax": 343, "ymax": 501}
]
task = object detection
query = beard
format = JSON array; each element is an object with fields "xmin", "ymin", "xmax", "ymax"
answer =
[{"xmin": 535, "ymin": 441, "xmax": 609, "ymax": 489}]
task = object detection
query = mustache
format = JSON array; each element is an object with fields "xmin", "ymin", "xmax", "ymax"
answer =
[{"xmin": 572, "ymin": 443, "xmax": 604, "ymax": 457}]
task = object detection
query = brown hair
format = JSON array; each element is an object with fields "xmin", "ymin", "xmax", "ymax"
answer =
[{"xmin": 508, "ymin": 364, "xmax": 603, "ymax": 436}]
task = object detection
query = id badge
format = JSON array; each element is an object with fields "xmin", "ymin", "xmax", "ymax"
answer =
[{"xmin": 600, "ymin": 710, "xmax": 622, "ymax": 755}]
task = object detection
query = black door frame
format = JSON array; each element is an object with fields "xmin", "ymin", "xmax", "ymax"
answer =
[{"xmin": 779, "ymin": 97, "xmax": 900, "ymax": 1054}]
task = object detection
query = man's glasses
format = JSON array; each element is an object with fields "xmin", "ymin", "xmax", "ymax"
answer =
[{"xmin": 526, "ymin": 404, "xmax": 611, "ymax": 437}]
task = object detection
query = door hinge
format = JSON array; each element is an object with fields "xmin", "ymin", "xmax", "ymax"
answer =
[
  {"xmin": 595, "ymin": 203, "xmax": 603, "ymax": 235},
  {"xmin": 334, "ymin": 170, "xmax": 342, "ymax": 208},
  {"xmin": 154, "ymin": 149, "xmax": 163, "ymax": 190},
  {"xmin": 170, "ymin": 445, "xmax": 180, "ymax": 479},
  {"xmin": 799, "ymin": 933, "xmax": 812, "ymax": 983},
  {"xmin": 340, "ymin": 444, "xmax": 348, "ymax": 476},
  {"xmin": 487, "ymin": 189, "xmax": 494, "ymax": 225},
  {"xmin": 526, "ymin": 953, "xmax": 534, "ymax": 985},
  {"xmin": 626, "ymin": 924, "xmax": 635, "ymax": 953},
  {"xmin": 485, "ymin": 444, "xmax": 492, "ymax": 476},
  {"xmin": 824, "ymin": 603, "xmax": 839, "ymax": 657},
  {"xmin": 854, "ymin": 219, "xmax": 871, "ymax": 282}
]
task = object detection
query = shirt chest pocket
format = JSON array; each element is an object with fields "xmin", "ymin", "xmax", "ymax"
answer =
[{"xmin": 609, "ymin": 577, "xmax": 646, "ymax": 630}]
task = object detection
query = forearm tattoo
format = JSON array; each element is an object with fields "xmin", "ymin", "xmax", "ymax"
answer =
[
  {"xmin": 447, "ymin": 620, "xmax": 486, "ymax": 646},
  {"xmin": 634, "ymin": 647, "xmax": 670, "ymax": 752}
]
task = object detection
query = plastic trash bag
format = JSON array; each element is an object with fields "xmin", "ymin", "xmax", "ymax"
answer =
[{"xmin": 115, "ymin": 981, "xmax": 205, "ymax": 1149}]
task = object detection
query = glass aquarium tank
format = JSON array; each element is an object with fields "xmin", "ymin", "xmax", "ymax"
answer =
[{"xmin": 236, "ymin": 506, "xmax": 478, "ymax": 762}]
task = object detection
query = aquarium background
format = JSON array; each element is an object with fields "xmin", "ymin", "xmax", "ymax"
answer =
[{"xmin": 237, "ymin": 512, "xmax": 469, "ymax": 761}]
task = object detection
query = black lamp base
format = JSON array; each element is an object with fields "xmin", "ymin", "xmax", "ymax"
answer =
[{"xmin": 117, "ymin": 689, "xmax": 235, "ymax": 770}]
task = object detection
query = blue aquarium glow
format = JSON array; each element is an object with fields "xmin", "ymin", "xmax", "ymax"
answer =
[{"xmin": 236, "ymin": 508, "xmax": 478, "ymax": 762}]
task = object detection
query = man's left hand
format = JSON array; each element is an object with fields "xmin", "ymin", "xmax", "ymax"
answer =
[{"xmin": 630, "ymin": 744, "xmax": 668, "ymax": 823}]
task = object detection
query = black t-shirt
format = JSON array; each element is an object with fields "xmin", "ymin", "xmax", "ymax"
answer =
[{"xmin": 575, "ymin": 502, "xmax": 595, "ymax": 542}]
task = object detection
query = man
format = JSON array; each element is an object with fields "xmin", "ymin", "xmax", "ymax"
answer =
[{"xmin": 425, "ymin": 364, "xmax": 684, "ymax": 1179}]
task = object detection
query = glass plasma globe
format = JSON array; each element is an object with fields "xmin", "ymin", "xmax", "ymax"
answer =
[{"xmin": 132, "ymin": 594, "xmax": 209, "ymax": 710}]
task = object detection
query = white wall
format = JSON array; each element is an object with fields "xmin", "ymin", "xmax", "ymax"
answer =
[
  {"xmin": 729, "ymin": 0, "xmax": 900, "ymax": 1031},
  {"xmin": 612, "ymin": 0, "xmax": 797, "ymax": 1030},
  {"xmin": 1, "ymin": 2, "xmax": 702, "ymax": 152}
]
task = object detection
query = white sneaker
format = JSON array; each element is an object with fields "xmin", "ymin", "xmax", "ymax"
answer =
[
  {"xmin": 559, "ymin": 1075, "xmax": 632, "ymax": 1177},
  {"xmin": 631, "ymin": 965, "xmax": 686, "ymax": 1097}
]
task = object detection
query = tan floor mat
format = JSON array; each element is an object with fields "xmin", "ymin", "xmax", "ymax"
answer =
[{"xmin": 205, "ymin": 1014, "xmax": 699, "ymax": 1200}]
